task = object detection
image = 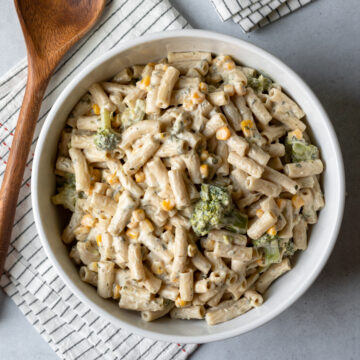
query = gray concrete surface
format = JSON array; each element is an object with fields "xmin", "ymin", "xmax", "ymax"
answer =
[{"xmin": 0, "ymin": 0, "xmax": 359, "ymax": 359}]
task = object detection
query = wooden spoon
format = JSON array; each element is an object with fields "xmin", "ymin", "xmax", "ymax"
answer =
[{"xmin": 0, "ymin": 0, "xmax": 106, "ymax": 275}]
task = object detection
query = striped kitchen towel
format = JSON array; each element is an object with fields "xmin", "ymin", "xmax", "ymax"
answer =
[
  {"xmin": 210, "ymin": 0, "xmax": 313, "ymax": 32},
  {"xmin": 0, "ymin": 0, "xmax": 198, "ymax": 359}
]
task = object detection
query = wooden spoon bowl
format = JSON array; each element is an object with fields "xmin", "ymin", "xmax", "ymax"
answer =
[{"xmin": 0, "ymin": 0, "xmax": 106, "ymax": 275}]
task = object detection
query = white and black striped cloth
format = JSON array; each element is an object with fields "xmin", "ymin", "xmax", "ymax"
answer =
[
  {"xmin": 210, "ymin": 0, "xmax": 313, "ymax": 32},
  {"xmin": 0, "ymin": 0, "xmax": 198, "ymax": 359}
]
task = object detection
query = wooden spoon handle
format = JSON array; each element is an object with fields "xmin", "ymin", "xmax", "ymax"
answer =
[{"xmin": 0, "ymin": 72, "xmax": 48, "ymax": 275}]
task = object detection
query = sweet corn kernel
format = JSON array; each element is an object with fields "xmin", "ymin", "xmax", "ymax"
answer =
[
  {"xmin": 132, "ymin": 208, "xmax": 145, "ymax": 222},
  {"xmin": 88, "ymin": 262, "xmax": 98, "ymax": 272},
  {"xmin": 223, "ymin": 84, "xmax": 235, "ymax": 96},
  {"xmin": 256, "ymin": 209, "xmax": 264, "ymax": 218},
  {"xmin": 81, "ymin": 214, "xmax": 95, "ymax": 227},
  {"xmin": 135, "ymin": 170, "xmax": 145, "ymax": 183},
  {"xmin": 200, "ymin": 164, "xmax": 209, "ymax": 178},
  {"xmin": 88, "ymin": 184, "xmax": 94, "ymax": 195},
  {"xmin": 224, "ymin": 61, "xmax": 235, "ymax": 71},
  {"xmin": 163, "ymin": 64, "xmax": 169, "ymax": 71},
  {"xmin": 289, "ymin": 128, "xmax": 303, "ymax": 140},
  {"xmin": 175, "ymin": 296, "xmax": 187, "ymax": 308},
  {"xmin": 108, "ymin": 172, "xmax": 118, "ymax": 185},
  {"xmin": 147, "ymin": 62, "xmax": 156, "ymax": 67},
  {"xmin": 96, "ymin": 234, "xmax": 102, "ymax": 246},
  {"xmin": 191, "ymin": 90, "xmax": 205, "ymax": 104},
  {"xmin": 92, "ymin": 103, "xmax": 100, "ymax": 115},
  {"xmin": 223, "ymin": 55, "xmax": 231, "ymax": 61},
  {"xmin": 216, "ymin": 126, "xmax": 231, "ymax": 141},
  {"xmin": 183, "ymin": 98, "xmax": 194, "ymax": 111},
  {"xmin": 200, "ymin": 150, "xmax": 209, "ymax": 161},
  {"xmin": 267, "ymin": 226, "xmax": 277, "ymax": 236},
  {"xmin": 199, "ymin": 82, "xmax": 208, "ymax": 92},
  {"xmin": 151, "ymin": 262, "xmax": 164, "ymax": 275},
  {"xmin": 164, "ymin": 224, "xmax": 173, "ymax": 231},
  {"xmin": 292, "ymin": 195, "xmax": 305, "ymax": 209},
  {"xmin": 113, "ymin": 284, "xmax": 121, "ymax": 300},
  {"xmin": 126, "ymin": 229, "xmax": 139, "ymax": 240},
  {"xmin": 241, "ymin": 119, "xmax": 254, "ymax": 137},
  {"xmin": 140, "ymin": 75, "xmax": 151, "ymax": 87},
  {"xmin": 161, "ymin": 199, "xmax": 175, "ymax": 212}
]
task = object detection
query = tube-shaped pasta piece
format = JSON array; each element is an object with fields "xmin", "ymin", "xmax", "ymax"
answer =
[
  {"xmin": 226, "ymin": 132, "xmax": 249, "ymax": 157},
  {"xmin": 168, "ymin": 51, "xmax": 212, "ymax": 63},
  {"xmin": 141, "ymin": 302, "xmax": 174, "ymax": 322},
  {"xmin": 245, "ymin": 88, "xmax": 272, "ymax": 125},
  {"xmin": 247, "ymin": 144, "xmax": 270, "ymax": 166},
  {"xmin": 203, "ymin": 113, "xmax": 227, "ymax": 138},
  {"xmin": 244, "ymin": 289, "xmax": 263, "ymax": 307},
  {"xmin": 222, "ymin": 101, "xmax": 242, "ymax": 131},
  {"xmin": 179, "ymin": 271, "xmax": 194, "ymax": 301},
  {"xmin": 146, "ymin": 157, "xmax": 169, "ymax": 188},
  {"xmin": 284, "ymin": 159, "xmax": 324, "ymax": 178},
  {"xmin": 128, "ymin": 243, "xmax": 145, "ymax": 280},
  {"xmin": 56, "ymin": 157, "xmax": 74, "ymax": 174},
  {"xmin": 194, "ymin": 279, "xmax": 215, "ymax": 293},
  {"xmin": 245, "ymin": 176, "xmax": 282, "ymax": 197},
  {"xmin": 205, "ymin": 298, "xmax": 253, "ymax": 325},
  {"xmin": 170, "ymin": 60, "xmax": 209, "ymax": 76},
  {"xmin": 261, "ymin": 125, "xmax": 287, "ymax": 143},
  {"xmin": 228, "ymin": 152, "xmax": 264, "ymax": 178},
  {"xmin": 139, "ymin": 233, "xmax": 173, "ymax": 264},
  {"xmin": 120, "ymin": 120, "xmax": 161, "ymax": 148},
  {"xmin": 231, "ymin": 259, "xmax": 247, "ymax": 274},
  {"xmin": 113, "ymin": 236, "xmax": 128, "ymax": 267},
  {"xmin": 312, "ymin": 176, "xmax": 325, "ymax": 211},
  {"xmin": 170, "ymin": 305, "xmax": 205, "ymax": 320},
  {"xmin": 268, "ymin": 157, "xmax": 283, "ymax": 171},
  {"xmin": 159, "ymin": 285, "xmax": 179, "ymax": 301},
  {"xmin": 208, "ymin": 91, "xmax": 229, "ymax": 106},
  {"xmin": 262, "ymin": 143, "xmax": 285, "ymax": 158},
  {"xmin": 255, "ymin": 258, "xmax": 291, "ymax": 294},
  {"xmin": 100, "ymin": 82, "xmax": 136, "ymax": 96},
  {"xmin": 168, "ymin": 169, "xmax": 190, "ymax": 209},
  {"xmin": 183, "ymin": 151, "xmax": 202, "ymax": 184},
  {"xmin": 174, "ymin": 76, "xmax": 201, "ymax": 89},
  {"xmin": 62, "ymin": 211, "xmax": 83, "ymax": 244},
  {"xmin": 300, "ymin": 188, "xmax": 317, "ymax": 224},
  {"xmin": 296, "ymin": 176, "xmax": 315, "ymax": 189},
  {"xmin": 123, "ymin": 136, "xmax": 160, "ymax": 175},
  {"xmin": 79, "ymin": 267, "xmax": 98, "ymax": 287},
  {"xmin": 270, "ymin": 106, "xmax": 306, "ymax": 131},
  {"xmin": 142, "ymin": 267, "xmax": 162, "ymax": 294},
  {"xmin": 77, "ymin": 241, "xmax": 100, "ymax": 265},
  {"xmin": 76, "ymin": 115, "xmax": 99, "ymax": 131},
  {"xmin": 213, "ymin": 242, "xmax": 253, "ymax": 261},
  {"xmin": 156, "ymin": 66, "xmax": 180, "ymax": 108},
  {"xmin": 247, "ymin": 210, "xmax": 277, "ymax": 240},
  {"xmin": 233, "ymin": 95, "xmax": 253, "ymax": 121},
  {"xmin": 97, "ymin": 261, "xmax": 115, "ymax": 298},
  {"xmin": 90, "ymin": 193, "xmax": 117, "ymax": 216},
  {"xmin": 89, "ymin": 83, "xmax": 116, "ymax": 112},
  {"xmin": 269, "ymin": 88, "xmax": 305, "ymax": 119},
  {"xmin": 278, "ymin": 200, "xmax": 294, "ymax": 238},
  {"xmin": 262, "ymin": 166, "xmax": 299, "ymax": 194},
  {"xmin": 293, "ymin": 217, "xmax": 308, "ymax": 250},
  {"xmin": 108, "ymin": 191, "xmax": 138, "ymax": 235},
  {"xmin": 112, "ymin": 67, "xmax": 132, "ymax": 84},
  {"xmin": 208, "ymin": 230, "xmax": 247, "ymax": 246},
  {"xmin": 69, "ymin": 148, "xmax": 91, "ymax": 193},
  {"xmin": 119, "ymin": 294, "xmax": 164, "ymax": 312},
  {"xmin": 191, "ymin": 251, "xmax": 212, "ymax": 274},
  {"xmin": 146, "ymin": 86, "xmax": 160, "ymax": 114}
]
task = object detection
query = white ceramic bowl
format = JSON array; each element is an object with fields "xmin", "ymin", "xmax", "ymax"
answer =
[{"xmin": 32, "ymin": 30, "xmax": 345, "ymax": 344}]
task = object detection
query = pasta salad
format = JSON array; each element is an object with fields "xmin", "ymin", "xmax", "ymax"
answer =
[{"xmin": 52, "ymin": 51, "xmax": 324, "ymax": 325}]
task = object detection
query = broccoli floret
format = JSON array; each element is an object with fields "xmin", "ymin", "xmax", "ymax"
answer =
[
  {"xmin": 222, "ymin": 208, "xmax": 248, "ymax": 234},
  {"xmin": 282, "ymin": 240, "xmax": 296, "ymax": 257},
  {"xmin": 94, "ymin": 108, "xmax": 120, "ymax": 151},
  {"xmin": 190, "ymin": 184, "xmax": 248, "ymax": 236},
  {"xmin": 253, "ymin": 234, "xmax": 281, "ymax": 266},
  {"xmin": 120, "ymin": 99, "xmax": 146, "ymax": 128},
  {"xmin": 52, "ymin": 176, "xmax": 77, "ymax": 212},
  {"xmin": 285, "ymin": 133, "xmax": 319, "ymax": 163},
  {"xmin": 248, "ymin": 74, "xmax": 273, "ymax": 94}
]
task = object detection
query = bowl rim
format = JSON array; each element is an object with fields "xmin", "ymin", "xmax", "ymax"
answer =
[{"xmin": 31, "ymin": 29, "xmax": 345, "ymax": 344}]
